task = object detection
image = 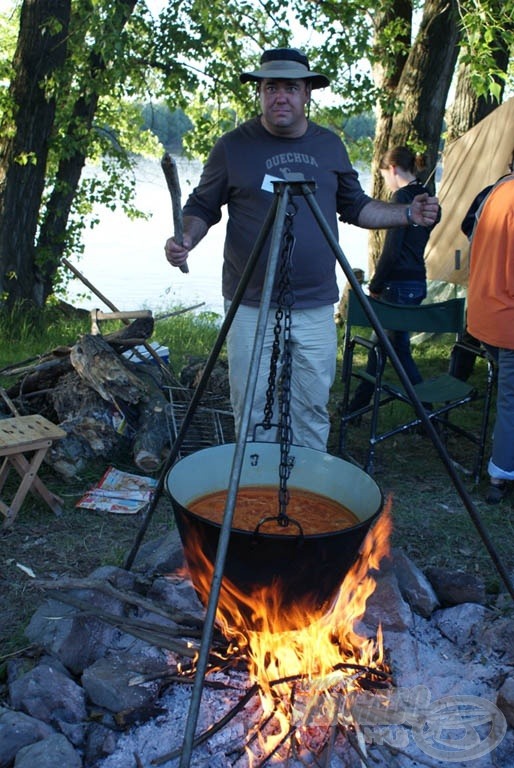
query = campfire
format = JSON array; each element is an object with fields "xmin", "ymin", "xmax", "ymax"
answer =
[
  {"xmin": 164, "ymin": 501, "xmax": 394, "ymax": 766},
  {"xmin": 6, "ymin": 499, "xmax": 512, "ymax": 768}
]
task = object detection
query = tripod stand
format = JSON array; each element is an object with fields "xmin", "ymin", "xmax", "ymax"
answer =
[{"xmin": 125, "ymin": 176, "xmax": 514, "ymax": 768}]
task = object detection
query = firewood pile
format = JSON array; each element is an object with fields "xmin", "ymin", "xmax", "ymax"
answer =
[{"xmin": 0, "ymin": 314, "xmax": 232, "ymax": 479}]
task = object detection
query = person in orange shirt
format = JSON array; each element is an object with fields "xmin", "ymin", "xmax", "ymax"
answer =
[{"xmin": 467, "ymin": 150, "xmax": 514, "ymax": 503}]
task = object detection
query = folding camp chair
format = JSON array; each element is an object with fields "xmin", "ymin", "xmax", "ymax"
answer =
[
  {"xmin": 0, "ymin": 389, "xmax": 66, "ymax": 528},
  {"xmin": 338, "ymin": 291, "xmax": 497, "ymax": 482}
]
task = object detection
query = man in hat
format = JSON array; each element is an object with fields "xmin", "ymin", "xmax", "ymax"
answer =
[{"xmin": 165, "ymin": 48, "xmax": 439, "ymax": 451}]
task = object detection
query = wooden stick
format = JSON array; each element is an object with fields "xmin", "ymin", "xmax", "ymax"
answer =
[
  {"xmin": 62, "ymin": 256, "xmax": 122, "ymax": 314},
  {"xmin": 161, "ymin": 152, "xmax": 189, "ymax": 274},
  {"xmin": 61, "ymin": 257, "xmax": 172, "ymax": 376},
  {"xmin": 0, "ymin": 387, "xmax": 20, "ymax": 416},
  {"xmin": 35, "ymin": 576, "xmax": 203, "ymax": 627}
]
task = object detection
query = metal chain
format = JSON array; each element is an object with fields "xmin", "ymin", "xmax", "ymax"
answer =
[
  {"xmin": 262, "ymin": 203, "xmax": 296, "ymax": 430},
  {"xmin": 261, "ymin": 199, "xmax": 297, "ymax": 525}
]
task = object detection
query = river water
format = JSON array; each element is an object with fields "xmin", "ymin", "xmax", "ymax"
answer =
[{"xmin": 65, "ymin": 157, "xmax": 371, "ymax": 317}]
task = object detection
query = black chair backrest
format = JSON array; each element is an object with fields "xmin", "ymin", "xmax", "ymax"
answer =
[{"xmin": 347, "ymin": 291, "xmax": 466, "ymax": 335}]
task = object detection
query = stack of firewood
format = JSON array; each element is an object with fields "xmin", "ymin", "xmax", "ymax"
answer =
[{"xmin": 1, "ymin": 316, "xmax": 176, "ymax": 478}]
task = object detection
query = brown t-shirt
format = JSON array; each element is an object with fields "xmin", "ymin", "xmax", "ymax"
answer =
[{"xmin": 183, "ymin": 117, "xmax": 371, "ymax": 308}]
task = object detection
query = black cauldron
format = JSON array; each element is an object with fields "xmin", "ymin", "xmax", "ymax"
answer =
[{"xmin": 166, "ymin": 442, "xmax": 383, "ymax": 614}]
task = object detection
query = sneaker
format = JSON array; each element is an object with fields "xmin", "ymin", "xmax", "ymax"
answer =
[{"xmin": 485, "ymin": 481, "xmax": 508, "ymax": 504}]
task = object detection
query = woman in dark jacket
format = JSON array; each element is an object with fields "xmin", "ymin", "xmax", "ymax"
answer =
[{"xmin": 349, "ymin": 146, "xmax": 440, "ymax": 413}]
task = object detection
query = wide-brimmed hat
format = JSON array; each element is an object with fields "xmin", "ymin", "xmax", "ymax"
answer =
[{"xmin": 240, "ymin": 48, "xmax": 329, "ymax": 90}]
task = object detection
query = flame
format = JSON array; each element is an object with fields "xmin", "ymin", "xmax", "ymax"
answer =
[{"xmin": 183, "ymin": 497, "xmax": 393, "ymax": 762}]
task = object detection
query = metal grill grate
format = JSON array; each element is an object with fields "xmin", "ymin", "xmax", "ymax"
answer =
[{"xmin": 165, "ymin": 386, "xmax": 235, "ymax": 457}]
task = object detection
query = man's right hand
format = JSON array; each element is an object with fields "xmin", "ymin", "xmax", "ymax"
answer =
[
  {"xmin": 164, "ymin": 235, "xmax": 191, "ymax": 269},
  {"xmin": 164, "ymin": 215, "xmax": 209, "ymax": 268}
]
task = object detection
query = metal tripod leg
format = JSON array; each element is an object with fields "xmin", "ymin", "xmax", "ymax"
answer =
[
  {"xmin": 123, "ymin": 191, "xmax": 281, "ymax": 572},
  {"xmin": 299, "ymin": 181, "xmax": 514, "ymax": 603},
  {"xmin": 177, "ymin": 184, "xmax": 294, "ymax": 767},
  {"xmin": 124, "ymin": 181, "xmax": 297, "ymax": 767}
]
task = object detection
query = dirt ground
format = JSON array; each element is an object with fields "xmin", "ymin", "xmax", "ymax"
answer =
[{"xmin": 0, "ymin": 454, "xmax": 175, "ymax": 660}]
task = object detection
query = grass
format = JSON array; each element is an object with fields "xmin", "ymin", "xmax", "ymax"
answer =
[
  {"xmin": 0, "ymin": 304, "xmax": 513, "ymax": 664},
  {"xmin": 156, "ymin": 308, "xmax": 223, "ymax": 375},
  {"xmin": 0, "ymin": 301, "xmax": 224, "ymax": 378}
]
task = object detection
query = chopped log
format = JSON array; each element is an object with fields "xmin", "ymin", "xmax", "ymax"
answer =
[
  {"xmin": 40, "ymin": 336, "xmax": 173, "ymax": 476},
  {"xmin": 4, "ymin": 318, "xmax": 178, "ymax": 477},
  {"xmin": 49, "ymin": 371, "xmax": 125, "ymax": 477},
  {"xmin": 5, "ymin": 356, "xmax": 73, "ymax": 400},
  {"xmin": 132, "ymin": 366, "xmax": 171, "ymax": 472},
  {"xmin": 96, "ymin": 315, "xmax": 155, "ymax": 349},
  {"xmin": 52, "ymin": 371, "xmax": 112, "ymax": 420},
  {"xmin": 3, "ymin": 317, "xmax": 153, "ymax": 405},
  {"xmin": 70, "ymin": 334, "xmax": 148, "ymax": 405}
]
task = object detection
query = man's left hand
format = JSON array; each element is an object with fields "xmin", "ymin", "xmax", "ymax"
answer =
[{"xmin": 411, "ymin": 193, "xmax": 440, "ymax": 226}]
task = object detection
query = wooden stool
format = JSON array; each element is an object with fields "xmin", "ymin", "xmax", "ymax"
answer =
[{"xmin": 0, "ymin": 415, "xmax": 66, "ymax": 528}]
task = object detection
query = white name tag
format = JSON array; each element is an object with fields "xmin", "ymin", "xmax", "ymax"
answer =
[{"xmin": 261, "ymin": 174, "xmax": 283, "ymax": 193}]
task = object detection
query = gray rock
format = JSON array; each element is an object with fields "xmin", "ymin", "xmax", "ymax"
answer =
[
  {"xmin": 13, "ymin": 732, "xmax": 81, "ymax": 768},
  {"xmin": 480, "ymin": 615, "xmax": 514, "ymax": 663},
  {"xmin": 147, "ymin": 575, "xmax": 205, "ymax": 624},
  {"xmin": 24, "ymin": 567, "xmax": 148, "ymax": 675},
  {"xmin": 392, "ymin": 548, "xmax": 440, "ymax": 618},
  {"xmin": 25, "ymin": 600, "xmax": 123, "ymax": 676},
  {"xmin": 131, "ymin": 528, "xmax": 185, "ymax": 575},
  {"xmin": 433, "ymin": 602, "xmax": 491, "ymax": 646},
  {"xmin": 81, "ymin": 655, "xmax": 167, "ymax": 713},
  {"xmin": 360, "ymin": 569, "xmax": 413, "ymax": 633},
  {"xmin": 8, "ymin": 661, "xmax": 87, "ymax": 748},
  {"xmin": 425, "ymin": 566, "xmax": 487, "ymax": 605},
  {"xmin": 0, "ymin": 707, "xmax": 55, "ymax": 767},
  {"xmin": 89, "ymin": 565, "xmax": 138, "ymax": 591},
  {"xmin": 83, "ymin": 722, "xmax": 120, "ymax": 765}
]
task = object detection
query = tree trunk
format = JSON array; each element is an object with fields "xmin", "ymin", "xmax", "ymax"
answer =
[
  {"xmin": 445, "ymin": 37, "xmax": 511, "ymax": 144},
  {"xmin": 36, "ymin": 0, "xmax": 138, "ymax": 303},
  {"xmin": 36, "ymin": 82, "xmax": 101, "ymax": 301},
  {"xmin": 0, "ymin": 0, "xmax": 138, "ymax": 309},
  {"xmin": 0, "ymin": 0, "xmax": 71, "ymax": 308},
  {"xmin": 368, "ymin": 0, "xmax": 460, "ymax": 273}
]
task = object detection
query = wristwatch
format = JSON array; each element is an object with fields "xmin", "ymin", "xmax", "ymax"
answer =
[{"xmin": 405, "ymin": 206, "xmax": 419, "ymax": 227}]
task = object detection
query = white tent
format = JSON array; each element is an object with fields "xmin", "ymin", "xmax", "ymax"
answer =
[{"xmin": 425, "ymin": 97, "xmax": 514, "ymax": 286}]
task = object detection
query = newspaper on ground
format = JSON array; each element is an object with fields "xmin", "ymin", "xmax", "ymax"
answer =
[{"xmin": 76, "ymin": 466, "xmax": 158, "ymax": 514}]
